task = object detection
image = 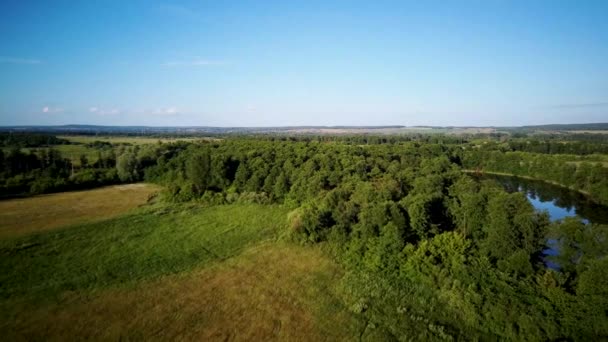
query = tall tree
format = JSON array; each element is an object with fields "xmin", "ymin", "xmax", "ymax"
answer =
[{"xmin": 185, "ymin": 150, "xmax": 211, "ymax": 193}]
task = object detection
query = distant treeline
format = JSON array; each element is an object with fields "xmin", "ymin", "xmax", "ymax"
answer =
[
  {"xmin": 516, "ymin": 122, "xmax": 608, "ymax": 131},
  {"xmin": 0, "ymin": 133, "xmax": 70, "ymax": 147},
  {"xmin": 463, "ymin": 150, "xmax": 608, "ymax": 205},
  {"xmin": 0, "ymin": 140, "xmax": 188, "ymax": 198},
  {"xmin": 477, "ymin": 139, "xmax": 608, "ymax": 155}
]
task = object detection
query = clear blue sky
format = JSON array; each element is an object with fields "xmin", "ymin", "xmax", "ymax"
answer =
[{"xmin": 1, "ymin": 1, "xmax": 607, "ymax": 126}]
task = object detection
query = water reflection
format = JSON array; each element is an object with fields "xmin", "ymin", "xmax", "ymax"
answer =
[
  {"xmin": 476, "ymin": 174, "xmax": 608, "ymax": 224},
  {"xmin": 472, "ymin": 173, "xmax": 608, "ymax": 270}
]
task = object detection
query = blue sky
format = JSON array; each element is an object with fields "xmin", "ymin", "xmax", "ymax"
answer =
[{"xmin": 1, "ymin": 0, "xmax": 607, "ymax": 126}]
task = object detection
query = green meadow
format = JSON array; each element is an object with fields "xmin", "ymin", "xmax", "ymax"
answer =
[{"xmin": 0, "ymin": 190, "xmax": 363, "ymax": 340}]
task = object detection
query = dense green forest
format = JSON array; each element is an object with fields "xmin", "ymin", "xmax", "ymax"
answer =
[
  {"xmin": 0, "ymin": 133, "xmax": 70, "ymax": 147},
  {"xmin": 2, "ymin": 133, "xmax": 607, "ymax": 340},
  {"xmin": 141, "ymin": 137, "xmax": 608, "ymax": 340}
]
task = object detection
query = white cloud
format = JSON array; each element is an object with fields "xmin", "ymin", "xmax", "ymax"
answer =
[
  {"xmin": 89, "ymin": 106, "xmax": 178, "ymax": 116},
  {"xmin": 42, "ymin": 106, "xmax": 63, "ymax": 113},
  {"xmin": 150, "ymin": 107, "xmax": 179, "ymax": 115},
  {"xmin": 90, "ymin": 107, "xmax": 120, "ymax": 115},
  {"xmin": 165, "ymin": 107, "xmax": 178, "ymax": 115},
  {"xmin": 162, "ymin": 59, "xmax": 227, "ymax": 67},
  {"xmin": 1, "ymin": 56, "xmax": 42, "ymax": 64}
]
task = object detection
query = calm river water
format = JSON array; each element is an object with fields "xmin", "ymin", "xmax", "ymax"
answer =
[
  {"xmin": 474, "ymin": 173, "xmax": 608, "ymax": 269},
  {"xmin": 476, "ymin": 174, "xmax": 608, "ymax": 224}
]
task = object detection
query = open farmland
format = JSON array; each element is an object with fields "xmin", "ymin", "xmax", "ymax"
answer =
[{"xmin": 0, "ymin": 184, "xmax": 160, "ymax": 238}]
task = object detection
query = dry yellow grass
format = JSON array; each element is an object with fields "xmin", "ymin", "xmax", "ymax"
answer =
[
  {"xmin": 0, "ymin": 184, "xmax": 160, "ymax": 238},
  {"xmin": 3, "ymin": 243, "xmax": 362, "ymax": 341}
]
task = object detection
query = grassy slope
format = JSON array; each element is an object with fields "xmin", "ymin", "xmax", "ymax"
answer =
[
  {"xmin": 0, "ymin": 201, "xmax": 364, "ymax": 340},
  {"xmin": 0, "ymin": 204, "xmax": 287, "ymax": 300},
  {"xmin": 0, "ymin": 184, "xmax": 161, "ymax": 238},
  {"xmin": 4, "ymin": 243, "xmax": 363, "ymax": 341}
]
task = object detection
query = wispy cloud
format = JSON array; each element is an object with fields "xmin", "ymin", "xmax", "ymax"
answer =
[
  {"xmin": 149, "ymin": 107, "xmax": 179, "ymax": 115},
  {"xmin": 89, "ymin": 106, "xmax": 179, "ymax": 116},
  {"xmin": 42, "ymin": 106, "xmax": 63, "ymax": 113},
  {"xmin": 548, "ymin": 102, "xmax": 608, "ymax": 109},
  {"xmin": 162, "ymin": 59, "xmax": 228, "ymax": 67},
  {"xmin": 89, "ymin": 107, "xmax": 121, "ymax": 115},
  {"xmin": 0, "ymin": 56, "xmax": 42, "ymax": 64}
]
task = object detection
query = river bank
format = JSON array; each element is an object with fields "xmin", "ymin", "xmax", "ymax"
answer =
[{"xmin": 462, "ymin": 169, "xmax": 593, "ymax": 198}]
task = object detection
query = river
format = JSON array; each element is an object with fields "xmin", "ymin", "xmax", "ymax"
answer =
[
  {"xmin": 473, "ymin": 173, "xmax": 608, "ymax": 269},
  {"xmin": 475, "ymin": 173, "xmax": 608, "ymax": 224}
]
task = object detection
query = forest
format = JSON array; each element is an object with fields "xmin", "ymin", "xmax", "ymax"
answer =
[
  {"xmin": 1, "ymin": 133, "xmax": 608, "ymax": 340},
  {"xmin": 0, "ymin": 133, "xmax": 188, "ymax": 197},
  {"xmin": 140, "ymin": 136, "xmax": 607, "ymax": 340}
]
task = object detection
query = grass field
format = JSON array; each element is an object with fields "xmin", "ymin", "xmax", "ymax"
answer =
[
  {"xmin": 3, "ymin": 136, "xmax": 213, "ymax": 166},
  {"xmin": 0, "ymin": 184, "xmax": 160, "ymax": 238},
  {"xmin": 0, "ymin": 198, "xmax": 364, "ymax": 340},
  {"xmin": 52, "ymin": 144, "xmax": 101, "ymax": 164},
  {"xmin": 3, "ymin": 144, "xmax": 102, "ymax": 165},
  {"xmin": 12, "ymin": 136, "xmax": 200, "ymax": 166},
  {"xmin": 2, "ymin": 244, "xmax": 362, "ymax": 340}
]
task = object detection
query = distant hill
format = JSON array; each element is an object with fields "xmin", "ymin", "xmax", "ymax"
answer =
[
  {"xmin": 0, "ymin": 123, "xmax": 606, "ymax": 135},
  {"xmin": 0, "ymin": 124, "xmax": 404, "ymax": 133},
  {"xmin": 515, "ymin": 123, "xmax": 608, "ymax": 131}
]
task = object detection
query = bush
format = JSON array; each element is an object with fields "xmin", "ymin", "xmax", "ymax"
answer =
[{"xmin": 29, "ymin": 177, "xmax": 66, "ymax": 194}]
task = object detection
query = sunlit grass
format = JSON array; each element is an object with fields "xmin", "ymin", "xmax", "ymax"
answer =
[
  {"xmin": 1, "ymin": 243, "xmax": 363, "ymax": 340},
  {"xmin": 0, "ymin": 184, "xmax": 160, "ymax": 238},
  {"xmin": 0, "ymin": 203, "xmax": 288, "ymax": 299},
  {"xmin": 0, "ymin": 202, "xmax": 365, "ymax": 340}
]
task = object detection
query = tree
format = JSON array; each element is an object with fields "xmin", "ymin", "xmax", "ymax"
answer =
[
  {"xmin": 448, "ymin": 176, "xmax": 489, "ymax": 238},
  {"xmin": 482, "ymin": 192, "xmax": 547, "ymax": 262},
  {"xmin": 79, "ymin": 154, "xmax": 88, "ymax": 168},
  {"xmin": 0, "ymin": 149, "xmax": 4, "ymax": 173},
  {"xmin": 185, "ymin": 151, "xmax": 211, "ymax": 193},
  {"xmin": 272, "ymin": 172, "xmax": 289, "ymax": 200},
  {"xmin": 406, "ymin": 194, "xmax": 431, "ymax": 240},
  {"xmin": 116, "ymin": 152, "xmax": 138, "ymax": 182}
]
